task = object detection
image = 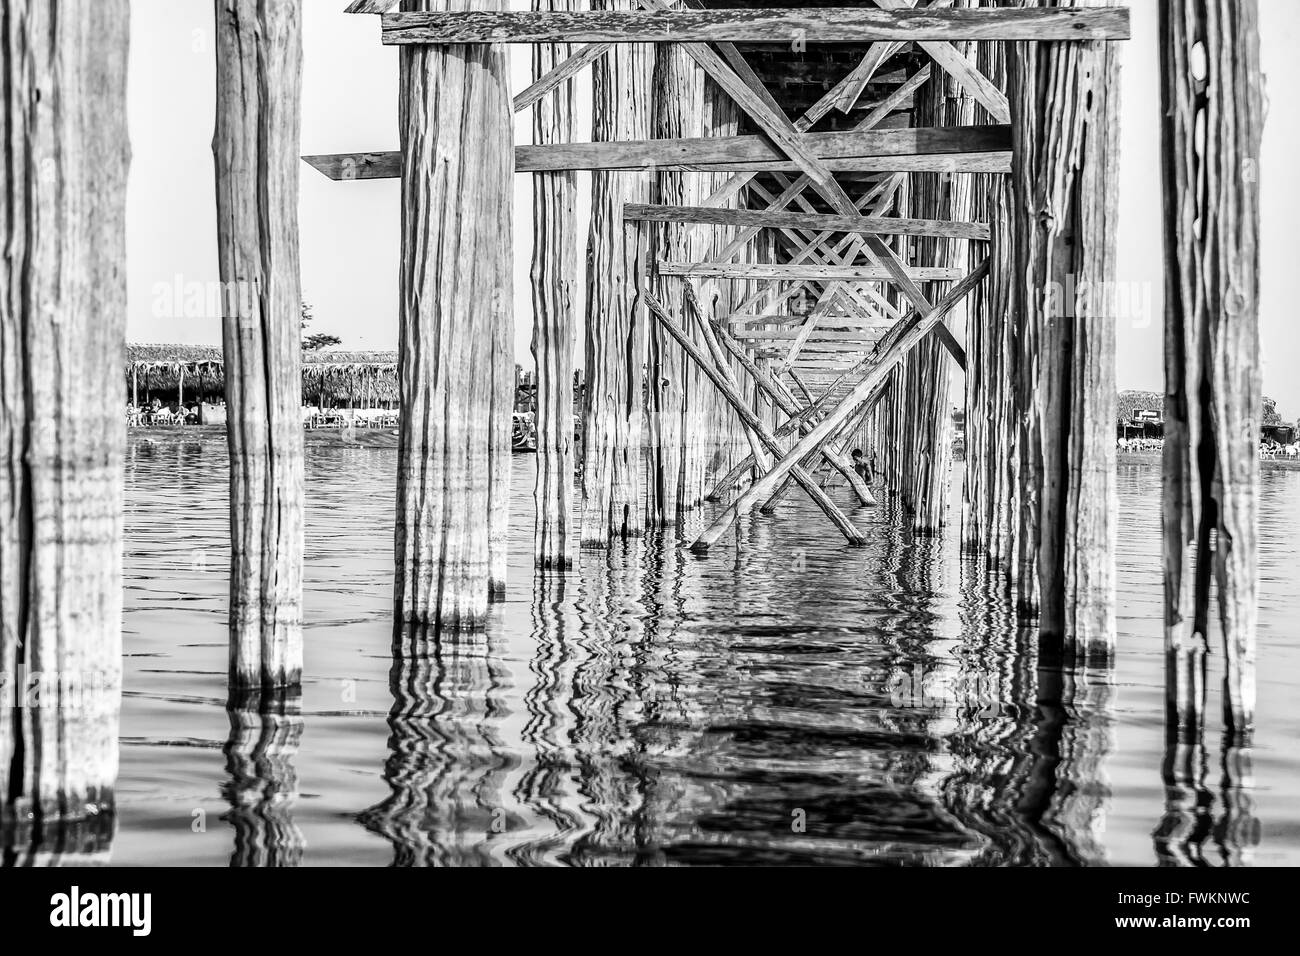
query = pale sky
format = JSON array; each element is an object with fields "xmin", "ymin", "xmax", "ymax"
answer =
[{"xmin": 127, "ymin": 0, "xmax": 1300, "ymax": 420}]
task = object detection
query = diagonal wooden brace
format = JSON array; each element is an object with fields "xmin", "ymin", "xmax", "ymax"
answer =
[
  {"xmin": 690, "ymin": 259, "xmax": 990, "ymax": 553},
  {"xmin": 643, "ymin": 289, "xmax": 867, "ymax": 547}
]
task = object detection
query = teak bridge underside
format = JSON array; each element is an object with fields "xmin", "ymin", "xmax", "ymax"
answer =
[{"xmin": 0, "ymin": 0, "xmax": 1264, "ymax": 846}]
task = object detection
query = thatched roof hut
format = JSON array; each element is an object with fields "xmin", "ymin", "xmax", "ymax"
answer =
[{"xmin": 125, "ymin": 343, "xmax": 399, "ymax": 404}]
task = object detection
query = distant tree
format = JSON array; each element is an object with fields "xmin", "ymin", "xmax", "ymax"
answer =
[
  {"xmin": 1262, "ymin": 395, "xmax": 1282, "ymax": 426},
  {"xmin": 301, "ymin": 299, "xmax": 341, "ymax": 352},
  {"xmin": 1116, "ymin": 389, "xmax": 1164, "ymax": 425}
]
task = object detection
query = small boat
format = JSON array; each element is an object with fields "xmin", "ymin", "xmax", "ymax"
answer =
[{"xmin": 512, "ymin": 411, "xmax": 537, "ymax": 453}]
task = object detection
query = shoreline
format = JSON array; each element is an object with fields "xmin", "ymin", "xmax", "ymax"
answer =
[
  {"xmin": 130, "ymin": 429, "xmax": 1300, "ymax": 471},
  {"xmin": 131, "ymin": 424, "xmax": 402, "ymax": 449},
  {"xmin": 1116, "ymin": 450, "xmax": 1300, "ymax": 471}
]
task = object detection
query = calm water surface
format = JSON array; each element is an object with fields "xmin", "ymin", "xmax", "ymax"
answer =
[{"xmin": 116, "ymin": 445, "xmax": 1300, "ymax": 865}]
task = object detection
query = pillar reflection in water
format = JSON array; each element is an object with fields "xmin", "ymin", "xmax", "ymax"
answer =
[
  {"xmin": 1155, "ymin": 723, "xmax": 1260, "ymax": 866},
  {"xmin": 1157, "ymin": 608, "xmax": 1260, "ymax": 866},
  {"xmin": 940, "ymin": 558, "xmax": 1118, "ymax": 866},
  {"xmin": 564, "ymin": 538, "xmax": 660, "ymax": 866},
  {"xmin": 509, "ymin": 572, "xmax": 584, "ymax": 866},
  {"xmin": 221, "ymin": 688, "xmax": 305, "ymax": 867},
  {"xmin": 358, "ymin": 625, "xmax": 519, "ymax": 866}
]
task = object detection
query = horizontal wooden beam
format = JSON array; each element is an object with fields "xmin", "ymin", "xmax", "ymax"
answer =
[
  {"xmin": 303, "ymin": 126, "xmax": 1010, "ymax": 180},
  {"xmin": 659, "ymin": 262, "xmax": 964, "ymax": 282},
  {"xmin": 736, "ymin": 327, "xmax": 889, "ymax": 335},
  {"xmin": 302, "ymin": 151, "xmax": 399, "ymax": 181},
  {"xmin": 736, "ymin": 329, "xmax": 888, "ymax": 340},
  {"xmin": 303, "ymin": 149, "xmax": 1006, "ymax": 179},
  {"xmin": 779, "ymin": 342, "xmax": 881, "ymax": 352},
  {"xmin": 624, "ymin": 202, "xmax": 990, "ymax": 240},
  {"xmin": 379, "ymin": 9, "xmax": 1132, "ymax": 44},
  {"xmin": 741, "ymin": 340, "xmax": 882, "ymax": 347},
  {"xmin": 519, "ymin": 124, "xmax": 1008, "ymax": 169}
]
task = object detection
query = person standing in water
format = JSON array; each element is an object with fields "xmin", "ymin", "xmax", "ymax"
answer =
[{"xmin": 851, "ymin": 448, "xmax": 872, "ymax": 486}]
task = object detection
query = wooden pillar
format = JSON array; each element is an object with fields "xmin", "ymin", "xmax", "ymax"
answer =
[
  {"xmin": 963, "ymin": 23, "xmax": 1017, "ymax": 577},
  {"xmin": 487, "ymin": 181, "xmax": 514, "ymax": 601},
  {"xmin": 530, "ymin": 0, "xmax": 579, "ymax": 569},
  {"xmin": 1008, "ymin": 0, "xmax": 1120, "ymax": 658},
  {"xmin": 1159, "ymin": 0, "xmax": 1262, "ymax": 740},
  {"xmin": 395, "ymin": 0, "xmax": 513, "ymax": 627},
  {"xmin": 646, "ymin": 42, "xmax": 708, "ymax": 527},
  {"xmin": 694, "ymin": 80, "xmax": 743, "ymax": 507},
  {"xmin": 901, "ymin": 58, "xmax": 975, "ymax": 535},
  {"xmin": 214, "ymin": 0, "xmax": 305, "ymax": 687},
  {"xmin": 0, "ymin": 0, "xmax": 129, "ymax": 850},
  {"xmin": 580, "ymin": 0, "xmax": 652, "ymax": 546},
  {"xmin": 178, "ymin": 366, "xmax": 186, "ymax": 412},
  {"xmin": 132, "ymin": 365, "xmax": 139, "ymax": 408}
]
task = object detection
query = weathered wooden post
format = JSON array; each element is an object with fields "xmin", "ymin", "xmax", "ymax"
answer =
[
  {"xmin": 645, "ymin": 43, "xmax": 701, "ymax": 528},
  {"xmin": 488, "ymin": 158, "xmax": 515, "ymax": 601},
  {"xmin": 0, "ymin": 0, "xmax": 130, "ymax": 851},
  {"xmin": 1007, "ymin": 0, "xmax": 1120, "ymax": 658},
  {"xmin": 214, "ymin": 0, "xmax": 306, "ymax": 688},
  {"xmin": 581, "ymin": 0, "xmax": 653, "ymax": 546},
  {"xmin": 394, "ymin": 0, "xmax": 513, "ymax": 626},
  {"xmin": 888, "ymin": 53, "xmax": 976, "ymax": 535},
  {"xmin": 1159, "ymin": 0, "xmax": 1262, "ymax": 740},
  {"xmin": 962, "ymin": 21, "xmax": 1017, "ymax": 577},
  {"xmin": 530, "ymin": 0, "xmax": 579, "ymax": 569}
]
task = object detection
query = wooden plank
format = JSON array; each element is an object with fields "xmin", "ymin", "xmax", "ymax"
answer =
[
  {"xmin": 736, "ymin": 330, "xmax": 885, "ymax": 341},
  {"xmin": 624, "ymin": 202, "xmax": 991, "ymax": 240},
  {"xmin": 302, "ymin": 151, "xmax": 399, "ymax": 180},
  {"xmin": 727, "ymin": 313, "xmax": 891, "ymax": 326},
  {"xmin": 516, "ymin": 124, "xmax": 1010, "ymax": 169},
  {"xmin": 659, "ymin": 262, "xmax": 963, "ymax": 281},
  {"xmin": 302, "ymin": 125, "xmax": 1011, "ymax": 180},
  {"xmin": 380, "ymin": 8, "xmax": 1133, "ymax": 44},
  {"xmin": 303, "ymin": 149, "xmax": 1010, "ymax": 179},
  {"xmin": 778, "ymin": 342, "xmax": 882, "ymax": 353},
  {"xmin": 345, "ymin": 0, "xmax": 397, "ymax": 12}
]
